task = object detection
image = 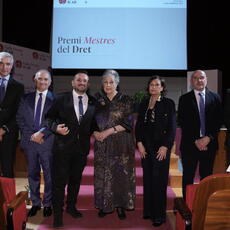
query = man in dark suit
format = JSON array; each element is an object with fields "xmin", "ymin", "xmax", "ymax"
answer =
[
  {"xmin": 178, "ymin": 70, "xmax": 222, "ymax": 199},
  {"xmin": 0, "ymin": 52, "xmax": 24, "ymax": 178},
  {"xmin": 16, "ymin": 69, "xmax": 55, "ymax": 218},
  {"xmin": 45, "ymin": 71, "xmax": 97, "ymax": 228}
]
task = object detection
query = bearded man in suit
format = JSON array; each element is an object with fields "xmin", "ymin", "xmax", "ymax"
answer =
[{"xmin": 45, "ymin": 71, "xmax": 97, "ymax": 228}]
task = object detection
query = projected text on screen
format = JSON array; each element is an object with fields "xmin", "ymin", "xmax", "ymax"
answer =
[{"xmin": 52, "ymin": 0, "xmax": 187, "ymax": 70}]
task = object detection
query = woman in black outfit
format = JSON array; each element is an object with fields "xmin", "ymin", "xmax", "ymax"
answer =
[{"xmin": 135, "ymin": 76, "xmax": 176, "ymax": 227}]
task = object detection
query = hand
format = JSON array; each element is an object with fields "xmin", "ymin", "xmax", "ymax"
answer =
[
  {"xmin": 56, "ymin": 124, "xmax": 70, "ymax": 135},
  {"xmin": 30, "ymin": 131, "xmax": 44, "ymax": 144},
  {"xmin": 99, "ymin": 129, "xmax": 112, "ymax": 141},
  {"xmin": 93, "ymin": 131, "xmax": 101, "ymax": 141},
  {"xmin": 0, "ymin": 128, "xmax": 6, "ymax": 136},
  {"xmin": 156, "ymin": 146, "xmax": 168, "ymax": 161},
  {"xmin": 137, "ymin": 142, "xmax": 147, "ymax": 158},
  {"xmin": 94, "ymin": 129, "xmax": 112, "ymax": 142},
  {"xmin": 195, "ymin": 136, "xmax": 210, "ymax": 151},
  {"xmin": 0, "ymin": 128, "xmax": 6, "ymax": 142}
]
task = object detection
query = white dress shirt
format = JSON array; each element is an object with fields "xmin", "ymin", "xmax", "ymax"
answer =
[
  {"xmin": 0, "ymin": 74, "xmax": 10, "ymax": 89},
  {"xmin": 72, "ymin": 90, "xmax": 88, "ymax": 122},
  {"xmin": 194, "ymin": 89, "xmax": 206, "ymax": 137},
  {"xmin": 34, "ymin": 89, "xmax": 48, "ymax": 124}
]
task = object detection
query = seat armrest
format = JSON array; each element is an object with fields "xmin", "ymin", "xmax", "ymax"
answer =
[
  {"xmin": 5, "ymin": 191, "xmax": 28, "ymax": 230},
  {"xmin": 8, "ymin": 191, "xmax": 28, "ymax": 210}
]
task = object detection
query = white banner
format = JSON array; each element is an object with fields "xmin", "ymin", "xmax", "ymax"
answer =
[{"xmin": 0, "ymin": 42, "xmax": 51, "ymax": 93}]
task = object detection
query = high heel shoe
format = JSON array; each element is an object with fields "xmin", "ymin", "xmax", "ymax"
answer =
[
  {"xmin": 152, "ymin": 219, "xmax": 165, "ymax": 227},
  {"xmin": 152, "ymin": 220, "xmax": 163, "ymax": 227},
  {"xmin": 116, "ymin": 207, "xmax": 126, "ymax": 220},
  {"xmin": 98, "ymin": 209, "xmax": 107, "ymax": 217}
]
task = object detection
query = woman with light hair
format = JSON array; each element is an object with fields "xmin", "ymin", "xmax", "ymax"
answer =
[{"xmin": 93, "ymin": 69, "xmax": 136, "ymax": 220}]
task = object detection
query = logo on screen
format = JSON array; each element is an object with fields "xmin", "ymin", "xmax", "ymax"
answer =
[
  {"xmin": 59, "ymin": 0, "xmax": 66, "ymax": 4},
  {"xmin": 32, "ymin": 52, "xmax": 39, "ymax": 59}
]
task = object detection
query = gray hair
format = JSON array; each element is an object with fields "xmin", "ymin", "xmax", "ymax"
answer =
[
  {"xmin": 0, "ymin": 52, "xmax": 14, "ymax": 64},
  {"xmin": 34, "ymin": 69, "xmax": 51, "ymax": 81},
  {"xmin": 102, "ymin": 69, "xmax": 120, "ymax": 85},
  {"xmin": 192, "ymin": 70, "xmax": 207, "ymax": 78}
]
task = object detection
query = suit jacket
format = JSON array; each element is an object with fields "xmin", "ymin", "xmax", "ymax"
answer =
[
  {"xmin": 135, "ymin": 97, "xmax": 176, "ymax": 152},
  {"xmin": 224, "ymin": 88, "xmax": 230, "ymax": 130},
  {"xmin": 178, "ymin": 89, "xmax": 222, "ymax": 151},
  {"xmin": 16, "ymin": 91, "xmax": 55, "ymax": 151},
  {"xmin": 45, "ymin": 91, "xmax": 97, "ymax": 155},
  {"xmin": 0, "ymin": 76, "xmax": 24, "ymax": 132}
]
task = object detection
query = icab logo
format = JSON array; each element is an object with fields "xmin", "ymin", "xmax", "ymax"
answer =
[{"xmin": 59, "ymin": 0, "xmax": 66, "ymax": 4}]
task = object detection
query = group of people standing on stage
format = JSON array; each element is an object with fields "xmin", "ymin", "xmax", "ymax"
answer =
[{"xmin": 0, "ymin": 51, "xmax": 227, "ymax": 228}]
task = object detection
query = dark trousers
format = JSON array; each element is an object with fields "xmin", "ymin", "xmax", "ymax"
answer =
[
  {"xmin": 52, "ymin": 149, "xmax": 87, "ymax": 214},
  {"xmin": 25, "ymin": 144, "xmax": 53, "ymax": 207},
  {"xmin": 141, "ymin": 153, "xmax": 170, "ymax": 221},
  {"xmin": 0, "ymin": 130, "xmax": 18, "ymax": 178},
  {"xmin": 181, "ymin": 147, "xmax": 216, "ymax": 199}
]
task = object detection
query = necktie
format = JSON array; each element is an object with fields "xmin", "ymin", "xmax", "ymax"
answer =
[
  {"xmin": 0, "ymin": 78, "xmax": 6, "ymax": 103},
  {"xmin": 34, "ymin": 93, "xmax": 43, "ymax": 131},
  {"xmin": 78, "ymin": 96, "xmax": 84, "ymax": 123},
  {"xmin": 199, "ymin": 92, "xmax": 205, "ymax": 136}
]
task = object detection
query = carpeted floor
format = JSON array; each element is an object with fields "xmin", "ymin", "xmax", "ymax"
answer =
[{"xmin": 37, "ymin": 149, "xmax": 176, "ymax": 230}]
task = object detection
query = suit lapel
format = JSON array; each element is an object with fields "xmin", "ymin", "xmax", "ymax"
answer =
[
  {"xmin": 27, "ymin": 92, "xmax": 36, "ymax": 119},
  {"xmin": 204, "ymin": 89, "xmax": 212, "ymax": 114},
  {"xmin": 204, "ymin": 89, "xmax": 211, "ymax": 107},
  {"xmin": 80, "ymin": 95, "xmax": 94, "ymax": 124},
  {"xmin": 67, "ymin": 92, "xmax": 79, "ymax": 124},
  {"xmin": 191, "ymin": 90, "xmax": 200, "ymax": 117},
  {"xmin": 42, "ymin": 91, "xmax": 53, "ymax": 115},
  {"xmin": 2, "ymin": 77, "xmax": 14, "ymax": 102},
  {"xmin": 83, "ymin": 104, "xmax": 94, "ymax": 122}
]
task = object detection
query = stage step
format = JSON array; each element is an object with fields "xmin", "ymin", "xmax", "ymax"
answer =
[
  {"xmin": 169, "ymin": 143, "xmax": 182, "ymax": 189},
  {"xmin": 38, "ymin": 142, "xmax": 183, "ymax": 190},
  {"xmin": 169, "ymin": 169, "xmax": 182, "ymax": 188},
  {"xmin": 170, "ymin": 153, "xmax": 179, "ymax": 169}
]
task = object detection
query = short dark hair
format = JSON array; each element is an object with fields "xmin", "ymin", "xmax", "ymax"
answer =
[
  {"xmin": 73, "ymin": 70, "xmax": 89, "ymax": 80},
  {"xmin": 146, "ymin": 75, "xmax": 167, "ymax": 96}
]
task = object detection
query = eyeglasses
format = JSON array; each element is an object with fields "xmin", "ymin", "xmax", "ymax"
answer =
[{"xmin": 150, "ymin": 84, "xmax": 161, "ymax": 88}]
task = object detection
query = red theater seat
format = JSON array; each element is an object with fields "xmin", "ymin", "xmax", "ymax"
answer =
[
  {"xmin": 0, "ymin": 177, "xmax": 28, "ymax": 230},
  {"xmin": 174, "ymin": 173, "xmax": 230, "ymax": 230}
]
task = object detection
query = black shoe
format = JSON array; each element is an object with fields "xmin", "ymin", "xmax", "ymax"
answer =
[
  {"xmin": 143, "ymin": 215, "xmax": 151, "ymax": 219},
  {"xmin": 27, "ymin": 206, "xmax": 41, "ymax": 217},
  {"xmin": 66, "ymin": 207, "xmax": 83, "ymax": 218},
  {"xmin": 116, "ymin": 208, "xmax": 126, "ymax": 220},
  {"xmin": 43, "ymin": 206, "xmax": 52, "ymax": 217},
  {"xmin": 98, "ymin": 209, "xmax": 107, "ymax": 217},
  {"xmin": 53, "ymin": 213, "xmax": 63, "ymax": 228},
  {"xmin": 152, "ymin": 220, "xmax": 164, "ymax": 227}
]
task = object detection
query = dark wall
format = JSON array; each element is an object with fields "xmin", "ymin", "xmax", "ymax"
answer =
[
  {"xmin": 2, "ymin": 0, "xmax": 52, "ymax": 52},
  {"xmin": 188, "ymin": 1, "xmax": 227, "ymax": 70},
  {"xmin": 2, "ymin": 0, "xmax": 228, "ymax": 94},
  {"xmin": 187, "ymin": 1, "xmax": 228, "ymax": 98}
]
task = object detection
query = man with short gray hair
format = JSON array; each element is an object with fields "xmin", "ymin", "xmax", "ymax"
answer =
[
  {"xmin": 0, "ymin": 51, "xmax": 24, "ymax": 178},
  {"xmin": 17, "ymin": 69, "xmax": 55, "ymax": 218}
]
